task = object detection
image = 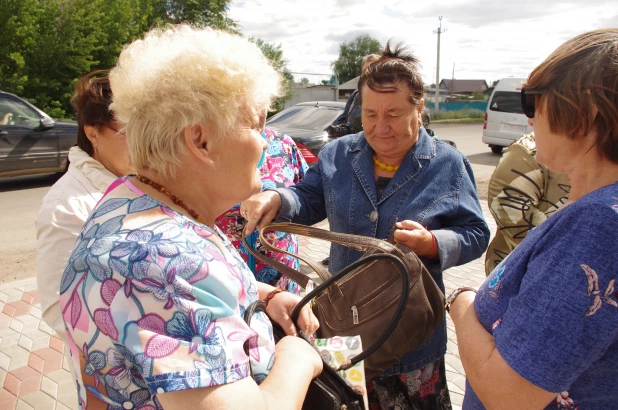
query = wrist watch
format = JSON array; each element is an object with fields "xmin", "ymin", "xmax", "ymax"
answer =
[{"xmin": 444, "ymin": 286, "xmax": 477, "ymax": 313}]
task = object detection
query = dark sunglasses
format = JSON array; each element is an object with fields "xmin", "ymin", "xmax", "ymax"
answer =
[{"xmin": 520, "ymin": 87, "xmax": 546, "ymax": 119}]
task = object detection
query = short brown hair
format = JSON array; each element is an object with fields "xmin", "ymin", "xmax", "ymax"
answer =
[
  {"xmin": 71, "ymin": 70, "xmax": 114, "ymax": 156},
  {"xmin": 358, "ymin": 41, "xmax": 424, "ymax": 105},
  {"xmin": 526, "ymin": 29, "xmax": 618, "ymax": 163}
]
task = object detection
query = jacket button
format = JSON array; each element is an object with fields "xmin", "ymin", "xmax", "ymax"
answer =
[{"xmin": 369, "ymin": 211, "xmax": 378, "ymax": 222}]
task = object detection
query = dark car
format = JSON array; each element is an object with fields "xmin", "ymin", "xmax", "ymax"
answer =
[
  {"xmin": 0, "ymin": 91, "xmax": 77, "ymax": 177},
  {"xmin": 422, "ymin": 106, "xmax": 431, "ymax": 128},
  {"xmin": 266, "ymin": 101, "xmax": 345, "ymax": 165}
]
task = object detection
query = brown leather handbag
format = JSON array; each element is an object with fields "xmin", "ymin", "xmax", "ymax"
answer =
[{"xmin": 243, "ymin": 222, "xmax": 445, "ymax": 380}]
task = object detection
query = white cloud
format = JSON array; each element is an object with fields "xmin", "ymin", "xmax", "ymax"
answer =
[{"xmin": 229, "ymin": 0, "xmax": 618, "ymax": 85}]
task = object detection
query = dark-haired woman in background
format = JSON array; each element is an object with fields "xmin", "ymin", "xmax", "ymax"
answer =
[
  {"xmin": 36, "ymin": 70, "xmax": 133, "ymax": 345},
  {"xmin": 243, "ymin": 42, "xmax": 489, "ymax": 409}
]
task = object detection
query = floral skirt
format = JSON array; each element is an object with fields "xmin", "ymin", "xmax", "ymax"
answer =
[{"xmin": 367, "ymin": 357, "xmax": 452, "ymax": 410}]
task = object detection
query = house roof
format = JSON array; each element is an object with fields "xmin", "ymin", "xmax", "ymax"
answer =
[
  {"xmin": 338, "ymin": 76, "xmax": 359, "ymax": 90},
  {"xmin": 440, "ymin": 79, "xmax": 488, "ymax": 93}
]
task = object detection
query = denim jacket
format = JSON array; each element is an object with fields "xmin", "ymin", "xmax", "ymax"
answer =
[{"xmin": 276, "ymin": 129, "xmax": 490, "ymax": 375}]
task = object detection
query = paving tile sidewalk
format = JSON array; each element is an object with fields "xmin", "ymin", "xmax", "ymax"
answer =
[{"xmin": 0, "ymin": 201, "xmax": 495, "ymax": 410}]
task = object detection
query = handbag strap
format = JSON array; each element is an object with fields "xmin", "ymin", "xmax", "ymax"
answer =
[
  {"xmin": 292, "ymin": 252, "xmax": 410, "ymax": 372},
  {"xmin": 243, "ymin": 299, "xmax": 268, "ymax": 325},
  {"xmin": 260, "ymin": 222, "xmax": 400, "ymax": 254},
  {"xmin": 241, "ymin": 227, "xmax": 326, "ymax": 288},
  {"xmin": 242, "ymin": 222, "xmax": 407, "ymax": 289}
]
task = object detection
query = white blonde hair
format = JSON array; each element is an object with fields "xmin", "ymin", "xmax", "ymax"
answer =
[{"xmin": 109, "ymin": 25, "xmax": 281, "ymax": 178}]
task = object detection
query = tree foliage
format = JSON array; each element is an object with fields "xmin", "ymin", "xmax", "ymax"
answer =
[
  {"xmin": 331, "ymin": 34, "xmax": 382, "ymax": 84},
  {"xmin": 0, "ymin": 0, "xmax": 237, "ymax": 119},
  {"xmin": 150, "ymin": 0, "xmax": 239, "ymax": 32},
  {"xmin": 249, "ymin": 37, "xmax": 295, "ymax": 115}
]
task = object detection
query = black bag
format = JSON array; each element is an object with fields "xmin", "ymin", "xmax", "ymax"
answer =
[{"xmin": 244, "ymin": 299, "xmax": 365, "ymax": 410}]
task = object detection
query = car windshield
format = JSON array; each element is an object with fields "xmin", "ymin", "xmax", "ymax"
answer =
[
  {"xmin": 267, "ymin": 105, "xmax": 342, "ymax": 131},
  {"xmin": 488, "ymin": 91, "xmax": 525, "ymax": 114}
]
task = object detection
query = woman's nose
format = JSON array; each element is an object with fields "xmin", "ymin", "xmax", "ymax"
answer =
[
  {"xmin": 527, "ymin": 117, "xmax": 534, "ymax": 127},
  {"xmin": 376, "ymin": 119, "xmax": 390, "ymax": 133}
]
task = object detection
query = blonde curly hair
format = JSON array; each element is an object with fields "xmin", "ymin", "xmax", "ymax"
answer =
[{"xmin": 110, "ymin": 25, "xmax": 281, "ymax": 178}]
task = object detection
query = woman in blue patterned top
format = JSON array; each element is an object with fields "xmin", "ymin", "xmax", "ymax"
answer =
[
  {"xmin": 447, "ymin": 29, "xmax": 618, "ymax": 409},
  {"xmin": 58, "ymin": 26, "xmax": 322, "ymax": 410}
]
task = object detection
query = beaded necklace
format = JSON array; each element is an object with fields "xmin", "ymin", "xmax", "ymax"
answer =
[
  {"xmin": 373, "ymin": 155, "xmax": 399, "ymax": 172},
  {"xmin": 135, "ymin": 175, "xmax": 205, "ymax": 225}
]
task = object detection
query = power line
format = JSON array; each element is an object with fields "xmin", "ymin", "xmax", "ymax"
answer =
[{"xmin": 289, "ymin": 72, "xmax": 332, "ymax": 76}]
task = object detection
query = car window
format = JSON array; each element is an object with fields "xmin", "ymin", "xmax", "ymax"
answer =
[
  {"xmin": 0, "ymin": 97, "xmax": 41, "ymax": 128},
  {"xmin": 267, "ymin": 106, "xmax": 343, "ymax": 130},
  {"xmin": 488, "ymin": 91, "xmax": 524, "ymax": 115}
]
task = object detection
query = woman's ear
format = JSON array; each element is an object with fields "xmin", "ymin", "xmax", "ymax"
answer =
[
  {"xmin": 184, "ymin": 123, "xmax": 211, "ymax": 161},
  {"xmin": 416, "ymin": 99, "xmax": 425, "ymax": 126},
  {"xmin": 84, "ymin": 125, "xmax": 99, "ymax": 151}
]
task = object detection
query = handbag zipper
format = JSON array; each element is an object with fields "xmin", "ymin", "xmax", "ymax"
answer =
[{"xmin": 351, "ymin": 305, "xmax": 359, "ymax": 324}]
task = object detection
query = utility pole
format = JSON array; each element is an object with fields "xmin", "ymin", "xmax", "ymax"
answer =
[
  {"xmin": 450, "ymin": 62, "xmax": 455, "ymax": 100},
  {"xmin": 433, "ymin": 16, "xmax": 446, "ymax": 113}
]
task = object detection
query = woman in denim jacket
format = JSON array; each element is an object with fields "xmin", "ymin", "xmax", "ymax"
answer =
[{"xmin": 243, "ymin": 42, "xmax": 490, "ymax": 409}]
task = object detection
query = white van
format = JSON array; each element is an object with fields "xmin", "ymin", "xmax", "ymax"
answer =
[{"xmin": 482, "ymin": 77, "xmax": 533, "ymax": 154}]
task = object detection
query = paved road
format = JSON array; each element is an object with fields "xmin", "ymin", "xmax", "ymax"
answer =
[
  {"xmin": 0, "ymin": 123, "xmax": 500, "ymax": 283},
  {"xmin": 431, "ymin": 122, "xmax": 500, "ymax": 197}
]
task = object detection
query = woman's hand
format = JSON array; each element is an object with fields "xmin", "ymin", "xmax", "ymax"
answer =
[
  {"xmin": 393, "ymin": 220, "xmax": 436, "ymax": 258},
  {"xmin": 240, "ymin": 191, "xmax": 282, "ymax": 235},
  {"xmin": 266, "ymin": 290, "xmax": 319, "ymax": 337}
]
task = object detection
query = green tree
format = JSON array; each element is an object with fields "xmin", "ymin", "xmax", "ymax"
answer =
[
  {"xmin": 249, "ymin": 37, "xmax": 295, "ymax": 114},
  {"xmin": 0, "ymin": 0, "xmax": 106, "ymax": 118},
  {"xmin": 471, "ymin": 91, "xmax": 488, "ymax": 101},
  {"xmin": 299, "ymin": 77, "xmax": 310, "ymax": 86},
  {"xmin": 331, "ymin": 34, "xmax": 382, "ymax": 84},
  {"xmin": 0, "ymin": 0, "xmax": 238, "ymax": 119},
  {"xmin": 150, "ymin": 0, "xmax": 239, "ymax": 32}
]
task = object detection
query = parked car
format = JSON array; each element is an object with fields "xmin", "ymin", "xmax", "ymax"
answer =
[
  {"xmin": 0, "ymin": 91, "xmax": 78, "ymax": 177},
  {"xmin": 482, "ymin": 77, "xmax": 532, "ymax": 154},
  {"xmin": 266, "ymin": 101, "xmax": 345, "ymax": 165}
]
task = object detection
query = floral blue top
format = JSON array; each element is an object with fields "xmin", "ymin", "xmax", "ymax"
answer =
[{"xmin": 59, "ymin": 177, "xmax": 275, "ymax": 409}]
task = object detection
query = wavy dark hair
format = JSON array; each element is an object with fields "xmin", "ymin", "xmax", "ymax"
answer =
[
  {"xmin": 526, "ymin": 28, "xmax": 618, "ymax": 164},
  {"xmin": 357, "ymin": 40, "xmax": 424, "ymax": 105},
  {"xmin": 70, "ymin": 70, "xmax": 114, "ymax": 156}
]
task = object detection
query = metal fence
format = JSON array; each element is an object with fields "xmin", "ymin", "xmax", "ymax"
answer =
[{"xmin": 424, "ymin": 101, "xmax": 488, "ymax": 112}]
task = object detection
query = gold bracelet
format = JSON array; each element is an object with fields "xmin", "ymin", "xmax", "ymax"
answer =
[{"xmin": 264, "ymin": 288, "xmax": 285, "ymax": 307}]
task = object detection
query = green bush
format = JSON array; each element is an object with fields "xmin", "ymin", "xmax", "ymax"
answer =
[{"xmin": 433, "ymin": 109, "xmax": 485, "ymax": 120}]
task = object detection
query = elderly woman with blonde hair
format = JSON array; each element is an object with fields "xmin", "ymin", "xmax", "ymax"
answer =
[{"xmin": 58, "ymin": 26, "xmax": 321, "ymax": 410}]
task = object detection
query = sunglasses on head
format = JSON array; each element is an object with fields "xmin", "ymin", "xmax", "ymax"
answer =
[{"xmin": 520, "ymin": 87, "xmax": 546, "ymax": 119}]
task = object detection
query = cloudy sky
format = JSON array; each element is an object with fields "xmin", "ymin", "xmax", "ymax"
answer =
[{"xmin": 229, "ymin": 0, "xmax": 618, "ymax": 86}]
